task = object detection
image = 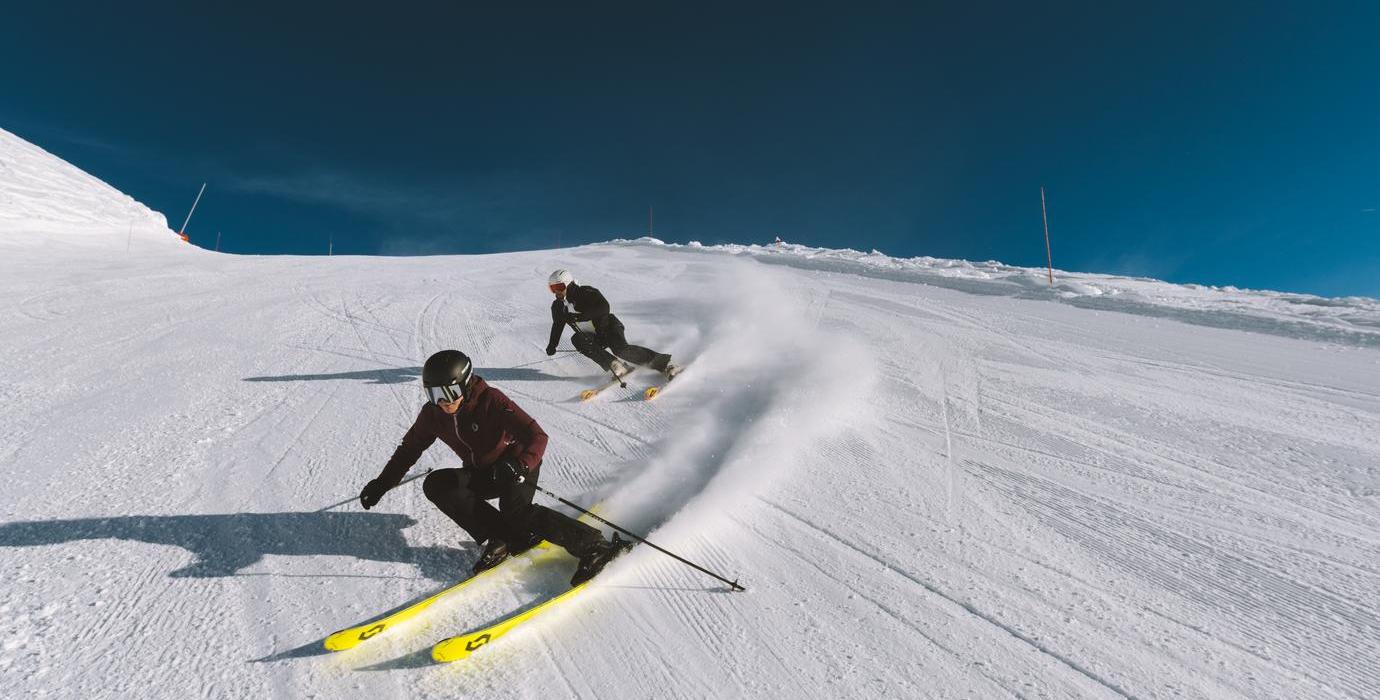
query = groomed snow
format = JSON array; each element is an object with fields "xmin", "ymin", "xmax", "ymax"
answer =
[{"xmin": 3, "ymin": 130, "xmax": 1379, "ymax": 699}]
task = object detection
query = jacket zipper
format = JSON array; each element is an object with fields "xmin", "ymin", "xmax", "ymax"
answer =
[{"xmin": 452, "ymin": 414, "xmax": 476, "ymax": 464}]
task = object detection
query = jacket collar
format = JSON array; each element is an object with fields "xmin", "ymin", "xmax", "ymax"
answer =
[{"xmin": 456, "ymin": 376, "xmax": 490, "ymax": 416}]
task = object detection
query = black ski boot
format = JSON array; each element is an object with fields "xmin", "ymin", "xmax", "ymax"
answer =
[
  {"xmin": 570, "ymin": 533, "xmax": 633, "ymax": 587},
  {"xmin": 508, "ymin": 531, "xmax": 543, "ymax": 557},
  {"xmin": 472, "ymin": 538, "xmax": 510, "ymax": 574}
]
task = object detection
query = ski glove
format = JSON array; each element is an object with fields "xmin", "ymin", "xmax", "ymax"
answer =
[
  {"xmin": 493, "ymin": 457, "xmax": 529, "ymax": 487},
  {"xmin": 359, "ymin": 478, "xmax": 388, "ymax": 510},
  {"xmin": 545, "ymin": 343, "xmax": 557, "ymax": 356}
]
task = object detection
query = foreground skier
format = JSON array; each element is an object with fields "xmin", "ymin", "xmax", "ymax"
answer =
[
  {"xmin": 358, "ymin": 349, "xmax": 625, "ymax": 585},
  {"xmin": 544, "ymin": 269, "xmax": 681, "ymax": 380}
]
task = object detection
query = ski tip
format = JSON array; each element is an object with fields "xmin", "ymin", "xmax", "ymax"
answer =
[
  {"xmin": 322, "ymin": 634, "xmax": 354, "ymax": 651},
  {"xmin": 643, "ymin": 386, "xmax": 660, "ymax": 401},
  {"xmin": 431, "ymin": 639, "xmax": 468, "ymax": 663},
  {"xmin": 323, "ymin": 623, "xmax": 379, "ymax": 651}
]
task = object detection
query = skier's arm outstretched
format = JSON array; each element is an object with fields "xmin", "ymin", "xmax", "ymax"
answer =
[
  {"xmin": 546, "ymin": 299, "xmax": 567, "ymax": 355},
  {"xmin": 360, "ymin": 406, "xmax": 436, "ymax": 509}
]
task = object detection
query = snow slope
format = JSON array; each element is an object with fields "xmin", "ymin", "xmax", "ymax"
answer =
[
  {"xmin": 2, "ymin": 132, "xmax": 1379, "ymax": 699},
  {"xmin": 0, "ymin": 127, "xmax": 177, "ymax": 250}
]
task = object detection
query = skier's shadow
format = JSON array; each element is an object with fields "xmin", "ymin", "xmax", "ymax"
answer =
[
  {"xmin": 243, "ymin": 366, "xmax": 564, "ymax": 384},
  {"xmin": 0, "ymin": 510, "xmax": 481, "ymax": 663},
  {"xmin": 0, "ymin": 511, "xmax": 470, "ymax": 581}
]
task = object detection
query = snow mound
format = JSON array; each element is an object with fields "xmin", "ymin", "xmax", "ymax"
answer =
[
  {"xmin": 616, "ymin": 237, "xmax": 1380, "ymax": 348},
  {"xmin": 0, "ymin": 127, "xmax": 179, "ymax": 252}
]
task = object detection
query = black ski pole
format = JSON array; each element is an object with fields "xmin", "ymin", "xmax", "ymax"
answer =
[
  {"xmin": 317, "ymin": 468, "xmax": 433, "ymax": 512},
  {"xmin": 511, "ymin": 350, "xmax": 578, "ymax": 369},
  {"xmin": 533, "ymin": 485, "xmax": 746, "ymax": 592}
]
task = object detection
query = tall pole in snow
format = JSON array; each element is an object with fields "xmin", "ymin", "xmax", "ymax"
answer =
[
  {"xmin": 215, "ymin": 231, "xmax": 222, "ymax": 252},
  {"xmin": 649, "ymin": 205, "xmax": 654, "ymax": 237},
  {"xmin": 1041, "ymin": 186, "xmax": 1054, "ymax": 286},
  {"xmin": 179, "ymin": 182, "xmax": 206, "ymax": 240},
  {"xmin": 328, "ymin": 233, "xmax": 334, "ymax": 256}
]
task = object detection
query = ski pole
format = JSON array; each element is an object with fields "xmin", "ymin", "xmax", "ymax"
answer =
[
  {"xmin": 510, "ymin": 351, "xmax": 577, "ymax": 369},
  {"xmin": 533, "ymin": 485, "xmax": 746, "ymax": 592},
  {"xmin": 317, "ymin": 468, "xmax": 433, "ymax": 512}
]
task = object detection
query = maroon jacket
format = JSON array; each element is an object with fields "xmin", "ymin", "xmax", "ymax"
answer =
[{"xmin": 376, "ymin": 377, "xmax": 547, "ymax": 488}]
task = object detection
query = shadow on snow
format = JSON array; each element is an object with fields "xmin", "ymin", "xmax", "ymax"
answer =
[
  {"xmin": 242, "ymin": 366, "xmax": 565, "ymax": 384},
  {"xmin": 0, "ymin": 510, "xmax": 475, "ymax": 582}
]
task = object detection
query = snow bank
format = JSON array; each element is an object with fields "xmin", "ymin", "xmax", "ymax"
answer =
[
  {"xmin": 0, "ymin": 127, "xmax": 180, "ymax": 254},
  {"xmin": 614, "ymin": 237, "xmax": 1380, "ymax": 348}
]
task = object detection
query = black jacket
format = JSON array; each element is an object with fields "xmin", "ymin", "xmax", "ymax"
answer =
[{"xmin": 547, "ymin": 282, "xmax": 614, "ymax": 350}]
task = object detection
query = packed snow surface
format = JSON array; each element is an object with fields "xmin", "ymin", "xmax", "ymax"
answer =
[{"xmin": 3, "ymin": 129, "xmax": 1380, "ymax": 699}]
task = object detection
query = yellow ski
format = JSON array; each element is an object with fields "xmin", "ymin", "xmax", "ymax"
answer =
[
  {"xmin": 643, "ymin": 363, "xmax": 686, "ymax": 401},
  {"xmin": 579, "ymin": 374, "xmax": 626, "ymax": 402},
  {"xmin": 431, "ymin": 534, "xmax": 635, "ymax": 662},
  {"xmin": 323, "ymin": 503, "xmax": 611, "ymax": 652},
  {"xmin": 322, "ymin": 542, "xmax": 554, "ymax": 651},
  {"xmin": 430, "ymin": 580, "xmax": 591, "ymax": 662}
]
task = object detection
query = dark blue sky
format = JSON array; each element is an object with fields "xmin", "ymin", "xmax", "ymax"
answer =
[{"xmin": 3, "ymin": 2, "xmax": 1378, "ymax": 297}]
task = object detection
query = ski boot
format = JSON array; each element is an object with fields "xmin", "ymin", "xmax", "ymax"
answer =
[
  {"xmin": 609, "ymin": 359, "xmax": 633, "ymax": 381},
  {"xmin": 662, "ymin": 362, "xmax": 682, "ymax": 380},
  {"xmin": 571, "ymin": 532, "xmax": 633, "ymax": 587},
  {"xmin": 472, "ymin": 538, "xmax": 510, "ymax": 574},
  {"xmin": 508, "ymin": 531, "xmax": 543, "ymax": 557}
]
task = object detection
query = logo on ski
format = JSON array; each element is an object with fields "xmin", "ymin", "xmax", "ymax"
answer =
[{"xmin": 465, "ymin": 634, "xmax": 491, "ymax": 652}]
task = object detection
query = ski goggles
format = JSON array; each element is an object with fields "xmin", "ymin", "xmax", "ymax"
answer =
[
  {"xmin": 548, "ymin": 282, "xmax": 567, "ymax": 294},
  {"xmin": 425, "ymin": 383, "xmax": 463, "ymax": 405}
]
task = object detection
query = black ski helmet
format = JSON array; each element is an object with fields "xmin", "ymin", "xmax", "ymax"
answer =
[{"xmin": 422, "ymin": 349, "xmax": 474, "ymax": 399}]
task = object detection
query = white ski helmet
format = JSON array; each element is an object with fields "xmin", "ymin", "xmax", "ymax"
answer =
[{"xmin": 548, "ymin": 269, "xmax": 574, "ymax": 287}]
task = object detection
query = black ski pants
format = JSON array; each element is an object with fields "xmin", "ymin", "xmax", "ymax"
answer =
[
  {"xmin": 572, "ymin": 314, "xmax": 671, "ymax": 372},
  {"xmin": 422, "ymin": 467, "xmax": 603, "ymax": 557}
]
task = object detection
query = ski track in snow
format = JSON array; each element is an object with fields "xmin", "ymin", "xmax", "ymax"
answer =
[{"xmin": 4, "ymin": 132, "xmax": 1380, "ymax": 697}]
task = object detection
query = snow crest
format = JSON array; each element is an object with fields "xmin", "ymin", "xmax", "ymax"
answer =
[
  {"xmin": 617, "ymin": 237, "xmax": 1380, "ymax": 348},
  {"xmin": 0, "ymin": 127, "xmax": 177, "ymax": 251}
]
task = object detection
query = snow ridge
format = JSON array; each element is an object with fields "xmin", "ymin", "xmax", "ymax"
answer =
[
  {"xmin": 616, "ymin": 237, "xmax": 1380, "ymax": 348},
  {"xmin": 0, "ymin": 126, "xmax": 175, "ymax": 249}
]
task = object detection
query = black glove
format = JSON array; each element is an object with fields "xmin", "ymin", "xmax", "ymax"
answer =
[
  {"xmin": 359, "ymin": 478, "xmax": 388, "ymax": 510},
  {"xmin": 545, "ymin": 344, "xmax": 557, "ymax": 356},
  {"xmin": 493, "ymin": 457, "xmax": 529, "ymax": 487}
]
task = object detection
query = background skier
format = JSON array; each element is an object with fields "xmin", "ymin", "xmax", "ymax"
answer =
[
  {"xmin": 358, "ymin": 349, "xmax": 624, "ymax": 585},
  {"xmin": 544, "ymin": 269, "xmax": 681, "ymax": 380}
]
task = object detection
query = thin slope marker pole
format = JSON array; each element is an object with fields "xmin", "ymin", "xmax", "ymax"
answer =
[
  {"xmin": 649, "ymin": 204, "xmax": 654, "ymax": 237},
  {"xmin": 182, "ymin": 182, "xmax": 208, "ymax": 240},
  {"xmin": 1041, "ymin": 185, "xmax": 1054, "ymax": 286},
  {"xmin": 215, "ymin": 231, "xmax": 222, "ymax": 252},
  {"xmin": 179, "ymin": 182, "xmax": 206, "ymax": 241}
]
